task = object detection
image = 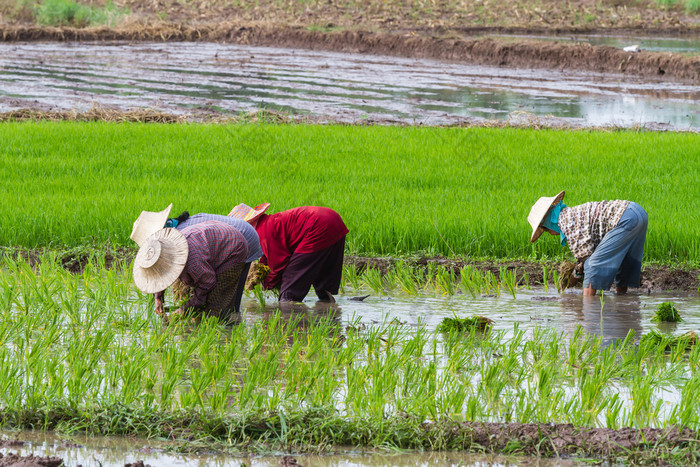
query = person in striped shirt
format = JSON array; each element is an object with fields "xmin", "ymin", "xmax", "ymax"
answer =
[{"xmin": 528, "ymin": 191, "xmax": 648, "ymax": 295}]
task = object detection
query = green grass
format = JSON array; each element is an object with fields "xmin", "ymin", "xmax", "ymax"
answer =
[
  {"xmin": 1, "ymin": 255, "xmax": 700, "ymax": 458},
  {"xmin": 1, "ymin": 122, "xmax": 700, "ymax": 263},
  {"xmin": 35, "ymin": 0, "xmax": 128, "ymax": 27},
  {"xmin": 653, "ymin": 0, "xmax": 700, "ymax": 12}
]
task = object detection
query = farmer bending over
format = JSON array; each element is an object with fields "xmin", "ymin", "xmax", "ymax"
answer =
[
  {"xmin": 230, "ymin": 204, "xmax": 348, "ymax": 303},
  {"xmin": 131, "ymin": 207, "xmax": 249, "ymax": 319},
  {"xmin": 527, "ymin": 191, "xmax": 648, "ymax": 295},
  {"xmin": 168, "ymin": 210, "xmax": 263, "ymax": 310}
]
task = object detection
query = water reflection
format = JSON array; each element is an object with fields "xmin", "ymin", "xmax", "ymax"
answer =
[
  {"xmin": 0, "ymin": 428, "xmax": 584, "ymax": 466},
  {"xmin": 560, "ymin": 293, "xmax": 643, "ymax": 346},
  {"xmin": 234, "ymin": 286, "xmax": 700, "ymax": 342}
]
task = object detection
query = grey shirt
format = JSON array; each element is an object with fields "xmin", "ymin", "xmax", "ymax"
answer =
[{"xmin": 177, "ymin": 213, "xmax": 262, "ymax": 263}]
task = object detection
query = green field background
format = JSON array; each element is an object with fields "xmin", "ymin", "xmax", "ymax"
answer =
[{"xmin": 1, "ymin": 122, "xmax": 699, "ymax": 263}]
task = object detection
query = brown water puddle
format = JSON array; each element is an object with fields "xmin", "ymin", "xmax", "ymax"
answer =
[{"xmin": 1, "ymin": 41, "xmax": 699, "ymax": 129}]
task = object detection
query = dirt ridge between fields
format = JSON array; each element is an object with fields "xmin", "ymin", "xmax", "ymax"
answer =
[
  {"xmin": 345, "ymin": 255, "xmax": 700, "ymax": 292},
  {"xmin": 3, "ymin": 248, "xmax": 697, "ymax": 292},
  {"xmin": 2, "ymin": 23, "xmax": 699, "ymax": 82}
]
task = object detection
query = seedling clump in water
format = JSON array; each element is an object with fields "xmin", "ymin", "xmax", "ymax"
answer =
[
  {"xmin": 640, "ymin": 329, "xmax": 697, "ymax": 351},
  {"xmin": 652, "ymin": 301, "xmax": 683, "ymax": 322},
  {"xmin": 438, "ymin": 315, "xmax": 494, "ymax": 333}
]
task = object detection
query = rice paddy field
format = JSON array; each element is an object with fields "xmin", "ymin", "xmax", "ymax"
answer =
[
  {"xmin": 1, "ymin": 121, "xmax": 700, "ymax": 263},
  {"xmin": 0, "ymin": 254, "xmax": 699, "ymax": 463},
  {"xmin": 3, "ymin": 121, "xmax": 700, "ymax": 464}
]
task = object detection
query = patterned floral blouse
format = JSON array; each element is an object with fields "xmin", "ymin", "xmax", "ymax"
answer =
[{"xmin": 558, "ymin": 200, "xmax": 630, "ymax": 261}]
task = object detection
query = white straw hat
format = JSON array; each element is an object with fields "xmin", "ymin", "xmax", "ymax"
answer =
[
  {"xmin": 527, "ymin": 190, "xmax": 566, "ymax": 243},
  {"xmin": 130, "ymin": 203, "xmax": 173, "ymax": 247},
  {"xmin": 133, "ymin": 228, "xmax": 188, "ymax": 294}
]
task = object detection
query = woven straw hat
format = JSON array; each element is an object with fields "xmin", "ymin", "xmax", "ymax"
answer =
[
  {"xmin": 228, "ymin": 203, "xmax": 270, "ymax": 223},
  {"xmin": 130, "ymin": 203, "xmax": 173, "ymax": 247},
  {"xmin": 133, "ymin": 228, "xmax": 189, "ymax": 293},
  {"xmin": 527, "ymin": 190, "xmax": 566, "ymax": 243}
]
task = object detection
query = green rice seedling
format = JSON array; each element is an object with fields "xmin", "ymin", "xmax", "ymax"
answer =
[
  {"xmin": 437, "ymin": 314, "xmax": 494, "ymax": 334},
  {"xmin": 392, "ymin": 261, "xmax": 420, "ymax": 295},
  {"xmin": 459, "ymin": 266, "xmax": 500, "ymax": 297},
  {"xmin": 425, "ymin": 261, "xmax": 439, "ymax": 286},
  {"xmin": 541, "ymin": 264, "xmax": 550, "ymax": 292},
  {"xmin": 652, "ymin": 301, "xmax": 682, "ymax": 323},
  {"xmin": 459, "ymin": 266, "xmax": 478, "ymax": 298},
  {"xmin": 499, "ymin": 266, "xmax": 518, "ymax": 298},
  {"xmin": 342, "ymin": 264, "xmax": 362, "ymax": 292},
  {"xmin": 361, "ymin": 266, "xmax": 385, "ymax": 295},
  {"xmin": 433, "ymin": 266, "xmax": 456, "ymax": 296},
  {"xmin": 640, "ymin": 330, "xmax": 697, "ymax": 351},
  {"xmin": 4, "ymin": 122, "xmax": 700, "ymax": 267},
  {"xmin": 520, "ymin": 270, "xmax": 530, "ymax": 290},
  {"xmin": 552, "ymin": 270, "xmax": 561, "ymax": 293},
  {"xmin": 5, "ymin": 254, "xmax": 700, "ymax": 454},
  {"xmin": 251, "ymin": 283, "xmax": 266, "ymax": 307}
]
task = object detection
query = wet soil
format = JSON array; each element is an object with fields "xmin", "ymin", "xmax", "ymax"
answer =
[
  {"xmin": 3, "ymin": 247, "xmax": 698, "ymax": 292},
  {"xmin": 0, "ymin": 452, "xmax": 62, "ymax": 467},
  {"xmin": 345, "ymin": 255, "xmax": 700, "ymax": 292},
  {"xmin": 452, "ymin": 421, "xmax": 699, "ymax": 459},
  {"xmin": 5, "ymin": 42, "xmax": 697, "ymax": 130},
  {"xmin": 2, "ymin": 423, "xmax": 698, "ymax": 463},
  {"xmin": 2, "ymin": 24, "xmax": 699, "ymax": 83}
]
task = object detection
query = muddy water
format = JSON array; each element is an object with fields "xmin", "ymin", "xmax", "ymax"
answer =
[
  {"xmin": 495, "ymin": 34, "xmax": 700, "ymax": 54},
  {"xmin": 0, "ymin": 430, "xmax": 579, "ymax": 466},
  {"xmin": 1, "ymin": 42, "xmax": 699, "ymax": 129},
  {"xmin": 243, "ymin": 288, "xmax": 700, "ymax": 347}
]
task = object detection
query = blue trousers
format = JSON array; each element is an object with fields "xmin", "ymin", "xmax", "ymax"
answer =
[{"xmin": 583, "ymin": 202, "xmax": 648, "ymax": 290}]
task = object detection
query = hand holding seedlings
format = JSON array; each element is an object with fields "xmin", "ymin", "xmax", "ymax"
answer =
[
  {"xmin": 245, "ymin": 262, "xmax": 271, "ymax": 291},
  {"xmin": 154, "ymin": 293, "xmax": 165, "ymax": 317}
]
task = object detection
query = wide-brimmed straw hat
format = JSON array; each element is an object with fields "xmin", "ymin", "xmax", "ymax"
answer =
[
  {"xmin": 133, "ymin": 228, "xmax": 189, "ymax": 294},
  {"xmin": 228, "ymin": 203, "xmax": 270, "ymax": 223},
  {"xmin": 130, "ymin": 203, "xmax": 173, "ymax": 247},
  {"xmin": 527, "ymin": 190, "xmax": 566, "ymax": 243}
]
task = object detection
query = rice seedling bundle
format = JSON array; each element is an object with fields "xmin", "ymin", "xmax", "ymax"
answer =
[{"xmin": 652, "ymin": 301, "xmax": 683, "ymax": 323}]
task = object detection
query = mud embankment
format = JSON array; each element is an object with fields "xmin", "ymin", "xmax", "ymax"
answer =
[
  {"xmin": 4, "ymin": 248, "xmax": 697, "ymax": 292},
  {"xmin": 457, "ymin": 421, "xmax": 698, "ymax": 460},
  {"xmin": 346, "ymin": 255, "xmax": 700, "ymax": 292},
  {"xmin": 2, "ymin": 24, "xmax": 699, "ymax": 82}
]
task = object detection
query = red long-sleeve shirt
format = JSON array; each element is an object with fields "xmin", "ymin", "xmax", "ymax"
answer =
[{"xmin": 255, "ymin": 206, "xmax": 348, "ymax": 289}]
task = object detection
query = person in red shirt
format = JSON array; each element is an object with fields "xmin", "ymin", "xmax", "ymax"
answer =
[{"xmin": 230, "ymin": 204, "xmax": 348, "ymax": 302}]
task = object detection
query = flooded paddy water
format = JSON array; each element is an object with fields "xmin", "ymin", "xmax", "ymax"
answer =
[
  {"xmin": 494, "ymin": 34, "xmax": 700, "ymax": 55},
  {"xmin": 1, "ymin": 41, "xmax": 699, "ymax": 129},
  {"xmin": 244, "ymin": 286, "xmax": 700, "ymax": 347},
  {"xmin": 0, "ymin": 430, "xmax": 581, "ymax": 466}
]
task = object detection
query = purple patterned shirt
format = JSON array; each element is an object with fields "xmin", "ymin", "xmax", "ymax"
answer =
[{"xmin": 179, "ymin": 220, "xmax": 248, "ymax": 310}]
